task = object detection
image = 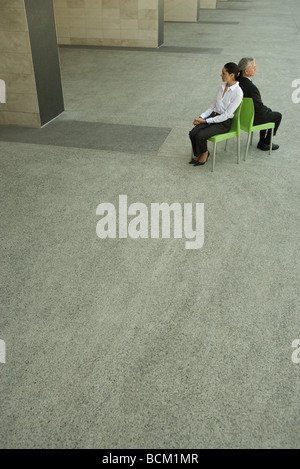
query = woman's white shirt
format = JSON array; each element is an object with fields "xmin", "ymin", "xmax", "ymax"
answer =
[{"xmin": 200, "ymin": 82, "xmax": 243, "ymax": 124}]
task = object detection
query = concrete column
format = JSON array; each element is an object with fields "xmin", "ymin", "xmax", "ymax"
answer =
[
  {"xmin": 164, "ymin": 0, "xmax": 200, "ymax": 22},
  {"xmin": 200, "ymin": 0, "xmax": 217, "ymax": 9},
  {"xmin": 0, "ymin": 0, "xmax": 64, "ymax": 128},
  {"xmin": 53, "ymin": 0, "xmax": 164, "ymax": 48},
  {"xmin": 158, "ymin": 0, "xmax": 165, "ymax": 46}
]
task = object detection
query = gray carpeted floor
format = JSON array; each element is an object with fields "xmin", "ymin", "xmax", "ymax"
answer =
[{"xmin": 0, "ymin": 0, "xmax": 299, "ymax": 450}]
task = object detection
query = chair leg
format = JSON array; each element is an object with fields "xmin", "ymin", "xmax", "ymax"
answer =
[
  {"xmin": 244, "ymin": 133, "xmax": 251, "ymax": 161},
  {"xmin": 269, "ymin": 128, "xmax": 274, "ymax": 156},
  {"xmin": 211, "ymin": 142, "xmax": 217, "ymax": 172},
  {"xmin": 250, "ymin": 132, "xmax": 253, "ymax": 146},
  {"xmin": 237, "ymin": 137, "xmax": 240, "ymax": 164},
  {"xmin": 224, "ymin": 140, "xmax": 228, "ymax": 151}
]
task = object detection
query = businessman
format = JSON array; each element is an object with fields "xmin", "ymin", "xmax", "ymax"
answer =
[{"xmin": 237, "ymin": 58, "xmax": 282, "ymax": 151}]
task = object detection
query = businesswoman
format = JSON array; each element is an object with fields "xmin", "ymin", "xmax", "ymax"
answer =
[{"xmin": 189, "ymin": 62, "xmax": 243, "ymax": 166}]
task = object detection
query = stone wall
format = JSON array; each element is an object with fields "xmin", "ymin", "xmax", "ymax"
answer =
[
  {"xmin": 53, "ymin": 0, "xmax": 164, "ymax": 48},
  {"xmin": 164, "ymin": 0, "xmax": 217, "ymax": 23},
  {"xmin": 0, "ymin": 0, "xmax": 40, "ymax": 126}
]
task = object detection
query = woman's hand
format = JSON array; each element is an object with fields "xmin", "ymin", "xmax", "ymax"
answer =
[{"xmin": 193, "ymin": 117, "xmax": 206, "ymax": 125}]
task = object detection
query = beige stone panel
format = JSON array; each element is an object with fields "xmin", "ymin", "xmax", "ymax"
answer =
[
  {"xmin": 53, "ymin": 6, "xmax": 69, "ymax": 16},
  {"xmin": 68, "ymin": 7, "xmax": 85, "ymax": 18},
  {"xmin": 86, "ymin": 28, "xmax": 104, "ymax": 38},
  {"xmin": 102, "ymin": 0, "xmax": 120, "ymax": 8},
  {"xmin": 84, "ymin": 37, "xmax": 105, "ymax": 46},
  {"xmin": 67, "ymin": 0, "xmax": 85, "ymax": 7},
  {"xmin": 53, "ymin": 15, "xmax": 67, "ymax": 28},
  {"xmin": 3, "ymin": 111, "xmax": 41, "ymax": 127},
  {"xmin": 4, "ymin": 93, "xmax": 39, "ymax": 113},
  {"xmin": 85, "ymin": 16, "xmax": 102, "ymax": 29},
  {"xmin": 69, "ymin": 27, "xmax": 86, "ymax": 38},
  {"xmin": 120, "ymin": 29, "xmax": 139, "ymax": 40},
  {"xmin": 53, "ymin": 0, "xmax": 68, "ymax": 8},
  {"xmin": 119, "ymin": 39, "xmax": 136, "ymax": 47},
  {"xmin": 0, "ymin": 0, "xmax": 24, "ymax": 9},
  {"xmin": 102, "ymin": 28, "xmax": 121, "ymax": 39},
  {"xmin": 120, "ymin": 19, "xmax": 138, "ymax": 31},
  {"xmin": 85, "ymin": 0, "xmax": 102, "ymax": 7},
  {"xmin": 0, "ymin": 52, "xmax": 34, "ymax": 75},
  {"xmin": 165, "ymin": 1, "xmax": 181, "ymax": 18},
  {"xmin": 138, "ymin": 0, "xmax": 157, "ymax": 10},
  {"xmin": 57, "ymin": 37, "xmax": 71, "ymax": 44},
  {"xmin": 85, "ymin": 14, "xmax": 103, "ymax": 28},
  {"xmin": 70, "ymin": 37, "xmax": 89, "ymax": 45},
  {"xmin": 138, "ymin": 16, "xmax": 157, "ymax": 32},
  {"xmin": 0, "ymin": 112, "xmax": 7, "ymax": 125},
  {"xmin": 0, "ymin": 8, "xmax": 28, "ymax": 32},
  {"xmin": 102, "ymin": 8, "xmax": 121, "ymax": 20},
  {"xmin": 138, "ymin": 19, "xmax": 157, "ymax": 31},
  {"xmin": 0, "ymin": 30, "xmax": 31, "ymax": 53},
  {"xmin": 53, "ymin": 7, "xmax": 70, "ymax": 22},
  {"xmin": 200, "ymin": 0, "xmax": 216, "ymax": 8},
  {"xmin": 102, "ymin": 16, "xmax": 121, "ymax": 30},
  {"xmin": 0, "ymin": 73, "xmax": 36, "ymax": 94},
  {"xmin": 135, "ymin": 38, "xmax": 157, "ymax": 47},
  {"xmin": 101, "ymin": 38, "xmax": 123, "ymax": 46},
  {"xmin": 165, "ymin": 0, "xmax": 199, "ymax": 22},
  {"xmin": 138, "ymin": 29, "xmax": 157, "ymax": 40},
  {"xmin": 138, "ymin": 9, "xmax": 157, "ymax": 21},
  {"xmin": 69, "ymin": 17, "xmax": 86, "ymax": 29},
  {"xmin": 56, "ymin": 25, "xmax": 71, "ymax": 37},
  {"xmin": 121, "ymin": 38, "xmax": 151, "ymax": 47},
  {"xmin": 120, "ymin": 0, "xmax": 138, "ymax": 20},
  {"xmin": 84, "ymin": 8, "xmax": 102, "ymax": 20}
]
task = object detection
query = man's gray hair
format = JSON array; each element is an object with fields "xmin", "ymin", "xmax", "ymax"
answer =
[{"xmin": 238, "ymin": 57, "xmax": 254, "ymax": 74}]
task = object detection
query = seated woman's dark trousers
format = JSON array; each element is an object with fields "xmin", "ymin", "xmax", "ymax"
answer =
[{"xmin": 189, "ymin": 117, "xmax": 232, "ymax": 157}]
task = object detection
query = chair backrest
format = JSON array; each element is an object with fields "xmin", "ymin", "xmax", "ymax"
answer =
[
  {"xmin": 229, "ymin": 101, "xmax": 242, "ymax": 134},
  {"xmin": 240, "ymin": 97, "xmax": 255, "ymax": 131}
]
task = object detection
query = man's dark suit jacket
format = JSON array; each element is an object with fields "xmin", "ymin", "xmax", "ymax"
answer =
[{"xmin": 238, "ymin": 76, "xmax": 271, "ymax": 125}]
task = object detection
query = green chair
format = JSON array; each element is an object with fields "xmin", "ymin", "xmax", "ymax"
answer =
[
  {"xmin": 240, "ymin": 97, "xmax": 275, "ymax": 161},
  {"xmin": 190, "ymin": 103, "xmax": 242, "ymax": 172},
  {"xmin": 208, "ymin": 102, "xmax": 242, "ymax": 172}
]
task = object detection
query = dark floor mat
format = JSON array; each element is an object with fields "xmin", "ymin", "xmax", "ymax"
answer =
[{"xmin": 0, "ymin": 120, "xmax": 172, "ymax": 155}]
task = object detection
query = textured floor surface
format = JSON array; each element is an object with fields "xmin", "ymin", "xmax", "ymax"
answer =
[
  {"xmin": 0, "ymin": 0, "xmax": 299, "ymax": 449},
  {"xmin": 0, "ymin": 120, "xmax": 172, "ymax": 154}
]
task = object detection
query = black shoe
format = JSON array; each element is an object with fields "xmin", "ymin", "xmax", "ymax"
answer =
[
  {"xmin": 189, "ymin": 158, "xmax": 198, "ymax": 164},
  {"xmin": 257, "ymin": 142, "xmax": 279, "ymax": 151},
  {"xmin": 194, "ymin": 151, "xmax": 210, "ymax": 166}
]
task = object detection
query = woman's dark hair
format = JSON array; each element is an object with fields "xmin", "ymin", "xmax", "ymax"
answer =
[{"xmin": 224, "ymin": 62, "xmax": 239, "ymax": 81}]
